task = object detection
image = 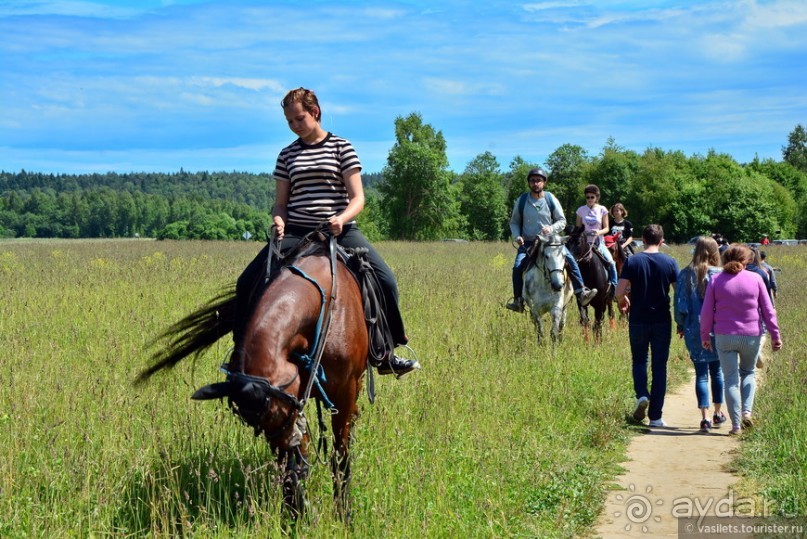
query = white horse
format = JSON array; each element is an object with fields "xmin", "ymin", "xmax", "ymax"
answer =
[{"xmin": 522, "ymin": 233, "xmax": 575, "ymax": 343}]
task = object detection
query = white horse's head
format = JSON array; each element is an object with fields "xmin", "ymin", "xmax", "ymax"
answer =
[{"xmin": 536, "ymin": 234, "xmax": 567, "ymax": 291}]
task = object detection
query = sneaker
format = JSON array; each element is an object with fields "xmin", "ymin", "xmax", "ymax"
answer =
[
  {"xmin": 700, "ymin": 419, "xmax": 712, "ymax": 432},
  {"xmin": 755, "ymin": 356, "xmax": 764, "ymax": 369},
  {"xmin": 648, "ymin": 419, "xmax": 667, "ymax": 427},
  {"xmin": 576, "ymin": 287, "xmax": 598, "ymax": 307},
  {"xmin": 728, "ymin": 427, "xmax": 742, "ymax": 436},
  {"xmin": 633, "ymin": 396, "xmax": 649, "ymax": 421},
  {"xmin": 741, "ymin": 413, "xmax": 753, "ymax": 429},
  {"xmin": 505, "ymin": 297, "xmax": 524, "ymax": 312},
  {"xmin": 376, "ymin": 355, "xmax": 421, "ymax": 377},
  {"xmin": 712, "ymin": 412, "xmax": 727, "ymax": 428}
]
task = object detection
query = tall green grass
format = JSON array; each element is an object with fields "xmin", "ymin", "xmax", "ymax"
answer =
[
  {"xmin": 0, "ymin": 239, "xmax": 802, "ymax": 538},
  {"xmin": 730, "ymin": 247, "xmax": 807, "ymax": 518}
]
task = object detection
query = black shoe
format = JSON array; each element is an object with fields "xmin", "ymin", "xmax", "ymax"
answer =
[
  {"xmin": 505, "ymin": 298, "xmax": 524, "ymax": 312},
  {"xmin": 576, "ymin": 288, "xmax": 597, "ymax": 306},
  {"xmin": 376, "ymin": 355, "xmax": 421, "ymax": 377}
]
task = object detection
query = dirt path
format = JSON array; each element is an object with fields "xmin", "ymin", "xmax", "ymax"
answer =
[{"xmin": 593, "ymin": 368, "xmax": 753, "ymax": 538}]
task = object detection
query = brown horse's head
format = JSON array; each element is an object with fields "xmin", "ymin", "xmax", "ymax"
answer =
[{"xmin": 567, "ymin": 226, "xmax": 592, "ymax": 260}]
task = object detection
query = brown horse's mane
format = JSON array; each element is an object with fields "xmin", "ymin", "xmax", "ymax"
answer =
[
  {"xmin": 134, "ymin": 235, "xmax": 336, "ymax": 385},
  {"xmin": 286, "ymin": 236, "xmax": 330, "ymax": 262}
]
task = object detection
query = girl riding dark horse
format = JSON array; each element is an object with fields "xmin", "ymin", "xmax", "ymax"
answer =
[{"xmin": 567, "ymin": 226, "xmax": 615, "ymax": 341}]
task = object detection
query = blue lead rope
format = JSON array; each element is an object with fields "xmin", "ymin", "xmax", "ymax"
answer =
[{"xmin": 287, "ymin": 264, "xmax": 336, "ymax": 411}]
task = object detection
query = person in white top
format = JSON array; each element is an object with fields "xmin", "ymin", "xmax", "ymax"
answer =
[{"xmin": 575, "ymin": 184, "xmax": 618, "ymax": 295}]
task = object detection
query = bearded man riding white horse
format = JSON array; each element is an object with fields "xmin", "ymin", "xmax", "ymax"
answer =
[{"xmin": 506, "ymin": 167, "xmax": 597, "ymax": 323}]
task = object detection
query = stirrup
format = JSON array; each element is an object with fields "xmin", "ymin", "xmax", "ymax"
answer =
[{"xmin": 376, "ymin": 345, "xmax": 421, "ymax": 379}]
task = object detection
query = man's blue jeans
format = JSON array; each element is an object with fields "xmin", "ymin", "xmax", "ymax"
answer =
[{"xmin": 629, "ymin": 322, "xmax": 672, "ymax": 421}]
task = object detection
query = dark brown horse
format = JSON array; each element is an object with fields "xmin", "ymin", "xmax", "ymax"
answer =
[
  {"xmin": 135, "ymin": 237, "xmax": 368, "ymax": 520},
  {"xmin": 567, "ymin": 227, "xmax": 615, "ymax": 341}
]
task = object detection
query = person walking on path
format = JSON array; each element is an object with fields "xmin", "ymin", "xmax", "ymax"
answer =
[
  {"xmin": 759, "ymin": 250, "xmax": 778, "ymax": 300},
  {"xmin": 615, "ymin": 224, "xmax": 679, "ymax": 427},
  {"xmin": 674, "ymin": 236, "xmax": 726, "ymax": 433},
  {"xmin": 505, "ymin": 167, "xmax": 596, "ymax": 312},
  {"xmin": 747, "ymin": 246, "xmax": 773, "ymax": 302},
  {"xmin": 700, "ymin": 244, "xmax": 783, "ymax": 435}
]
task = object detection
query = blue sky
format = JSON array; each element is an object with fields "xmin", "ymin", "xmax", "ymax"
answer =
[{"xmin": 1, "ymin": 0, "xmax": 806, "ymax": 175}]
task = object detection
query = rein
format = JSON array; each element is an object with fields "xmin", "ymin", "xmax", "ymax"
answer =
[
  {"xmin": 542, "ymin": 242, "xmax": 567, "ymax": 284},
  {"xmin": 222, "ymin": 230, "xmax": 340, "ymax": 442},
  {"xmin": 288, "ymin": 233, "xmax": 338, "ymax": 411},
  {"xmin": 526, "ymin": 236, "xmax": 566, "ymax": 282}
]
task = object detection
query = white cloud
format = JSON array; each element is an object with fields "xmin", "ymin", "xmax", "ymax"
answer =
[
  {"xmin": 190, "ymin": 77, "xmax": 284, "ymax": 92},
  {"xmin": 522, "ymin": 2, "xmax": 583, "ymax": 12},
  {"xmin": 359, "ymin": 7, "xmax": 406, "ymax": 20},
  {"xmin": 423, "ymin": 78, "xmax": 506, "ymax": 97},
  {"xmin": 0, "ymin": 0, "xmax": 138, "ymax": 18}
]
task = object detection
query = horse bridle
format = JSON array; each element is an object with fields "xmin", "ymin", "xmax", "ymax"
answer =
[
  {"xmin": 228, "ymin": 228, "xmax": 339, "ymax": 441},
  {"xmin": 531, "ymin": 238, "xmax": 567, "ymax": 282}
]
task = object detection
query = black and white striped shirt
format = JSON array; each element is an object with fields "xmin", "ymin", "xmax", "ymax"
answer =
[{"xmin": 274, "ymin": 133, "xmax": 362, "ymax": 228}]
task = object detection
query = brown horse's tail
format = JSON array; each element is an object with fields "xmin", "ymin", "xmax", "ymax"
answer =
[{"xmin": 134, "ymin": 288, "xmax": 236, "ymax": 385}]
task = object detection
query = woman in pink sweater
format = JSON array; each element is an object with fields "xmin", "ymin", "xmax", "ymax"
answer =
[{"xmin": 700, "ymin": 244, "xmax": 783, "ymax": 435}]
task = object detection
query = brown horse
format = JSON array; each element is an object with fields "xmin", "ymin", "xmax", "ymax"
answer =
[
  {"xmin": 606, "ymin": 232, "xmax": 630, "ymax": 319},
  {"xmin": 567, "ymin": 227, "xmax": 615, "ymax": 341},
  {"xmin": 135, "ymin": 236, "xmax": 368, "ymax": 520}
]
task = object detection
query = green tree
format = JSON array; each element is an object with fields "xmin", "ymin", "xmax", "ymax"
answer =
[
  {"xmin": 379, "ymin": 113, "xmax": 462, "ymax": 240},
  {"xmin": 782, "ymin": 124, "xmax": 807, "ymax": 172},
  {"xmin": 747, "ymin": 158, "xmax": 807, "ymax": 237},
  {"xmin": 694, "ymin": 151, "xmax": 780, "ymax": 242},
  {"xmin": 586, "ymin": 138, "xmax": 638, "ymax": 212},
  {"xmin": 545, "ymin": 143, "xmax": 591, "ymax": 213},
  {"xmin": 457, "ymin": 151, "xmax": 506, "ymax": 240},
  {"xmin": 629, "ymin": 148, "xmax": 690, "ymax": 240},
  {"xmin": 356, "ymin": 190, "xmax": 386, "ymax": 242}
]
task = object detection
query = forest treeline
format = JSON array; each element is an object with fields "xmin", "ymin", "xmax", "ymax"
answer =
[{"xmin": 1, "ymin": 121, "xmax": 806, "ymax": 243}]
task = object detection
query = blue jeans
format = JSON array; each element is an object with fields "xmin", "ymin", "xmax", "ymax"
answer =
[
  {"xmin": 693, "ymin": 360, "xmax": 724, "ymax": 409},
  {"xmin": 715, "ymin": 334, "xmax": 761, "ymax": 428},
  {"xmin": 629, "ymin": 323, "xmax": 672, "ymax": 421},
  {"xmin": 512, "ymin": 243, "xmax": 586, "ymax": 298}
]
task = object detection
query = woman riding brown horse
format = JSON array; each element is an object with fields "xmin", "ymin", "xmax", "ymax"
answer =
[
  {"xmin": 568, "ymin": 226, "xmax": 615, "ymax": 341},
  {"xmin": 136, "ymin": 236, "xmax": 368, "ymax": 520}
]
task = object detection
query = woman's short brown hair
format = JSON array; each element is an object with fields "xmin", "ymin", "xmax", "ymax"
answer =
[
  {"xmin": 584, "ymin": 184, "xmax": 600, "ymax": 197},
  {"xmin": 281, "ymin": 87, "xmax": 321, "ymax": 122}
]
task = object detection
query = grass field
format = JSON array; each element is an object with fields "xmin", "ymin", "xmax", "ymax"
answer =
[{"xmin": 0, "ymin": 239, "xmax": 803, "ymax": 538}]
